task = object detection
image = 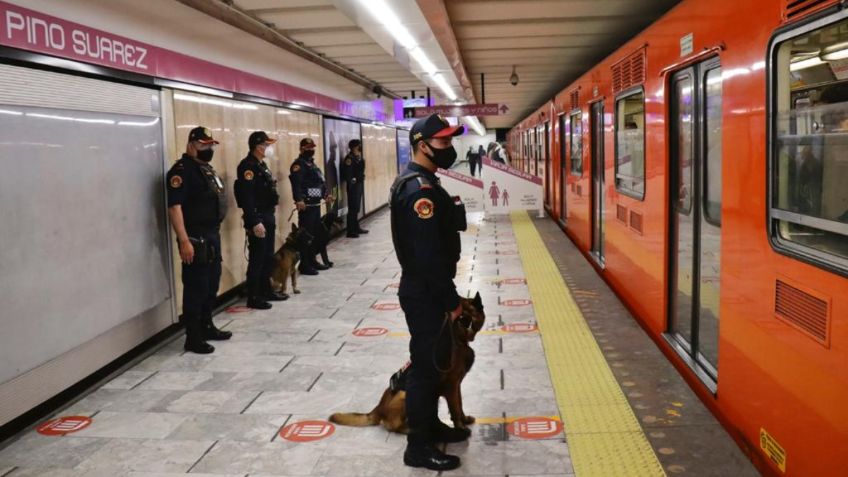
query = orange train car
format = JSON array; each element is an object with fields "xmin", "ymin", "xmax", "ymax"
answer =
[{"xmin": 509, "ymin": 1, "xmax": 847, "ymax": 476}]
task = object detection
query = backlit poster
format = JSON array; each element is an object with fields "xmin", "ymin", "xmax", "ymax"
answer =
[{"xmin": 322, "ymin": 117, "xmax": 361, "ymax": 217}]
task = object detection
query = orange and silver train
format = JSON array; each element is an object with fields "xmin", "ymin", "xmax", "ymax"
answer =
[{"xmin": 508, "ymin": 1, "xmax": 847, "ymax": 475}]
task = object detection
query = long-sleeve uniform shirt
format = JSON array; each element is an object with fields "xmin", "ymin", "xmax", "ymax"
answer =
[
  {"xmin": 390, "ymin": 162, "xmax": 466, "ymax": 312},
  {"xmin": 340, "ymin": 152, "xmax": 365, "ymax": 185},
  {"xmin": 288, "ymin": 155, "xmax": 327, "ymax": 204}
]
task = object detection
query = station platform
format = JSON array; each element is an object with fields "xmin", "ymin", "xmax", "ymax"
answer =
[{"xmin": 0, "ymin": 211, "xmax": 757, "ymax": 477}]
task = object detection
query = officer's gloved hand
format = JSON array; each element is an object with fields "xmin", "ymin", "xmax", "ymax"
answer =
[
  {"xmin": 296, "ymin": 201, "xmax": 306, "ymax": 211},
  {"xmin": 253, "ymin": 223, "xmax": 266, "ymax": 238}
]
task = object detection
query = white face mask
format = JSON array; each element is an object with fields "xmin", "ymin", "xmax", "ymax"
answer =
[{"xmin": 263, "ymin": 145, "xmax": 276, "ymax": 160}]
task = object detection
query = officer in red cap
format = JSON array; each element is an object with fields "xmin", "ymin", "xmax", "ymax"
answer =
[
  {"xmin": 389, "ymin": 114, "xmax": 468, "ymax": 471},
  {"xmin": 166, "ymin": 126, "xmax": 231, "ymax": 354},
  {"xmin": 289, "ymin": 137, "xmax": 333, "ymax": 274}
]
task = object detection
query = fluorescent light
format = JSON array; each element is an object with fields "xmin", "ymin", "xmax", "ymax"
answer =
[
  {"xmin": 432, "ymin": 74, "xmax": 457, "ymax": 101},
  {"xmin": 790, "ymin": 56, "xmax": 825, "ymax": 71},
  {"xmin": 409, "ymin": 47, "xmax": 437, "ymax": 75},
  {"xmin": 463, "ymin": 116, "xmax": 486, "ymax": 136},
  {"xmin": 356, "ymin": 0, "xmax": 416, "ymax": 49},
  {"xmin": 156, "ymin": 79, "xmax": 233, "ymax": 98},
  {"xmin": 822, "ymin": 48, "xmax": 848, "ymax": 61},
  {"xmin": 118, "ymin": 118, "xmax": 160, "ymax": 127}
]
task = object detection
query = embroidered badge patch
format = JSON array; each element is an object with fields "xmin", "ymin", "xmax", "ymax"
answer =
[
  {"xmin": 169, "ymin": 175, "xmax": 183, "ymax": 188},
  {"xmin": 244, "ymin": 170, "xmax": 254, "ymax": 181},
  {"xmin": 345, "ymin": 158, "xmax": 352, "ymax": 165},
  {"xmin": 414, "ymin": 198, "xmax": 434, "ymax": 219},
  {"xmin": 292, "ymin": 164, "xmax": 301, "ymax": 172}
]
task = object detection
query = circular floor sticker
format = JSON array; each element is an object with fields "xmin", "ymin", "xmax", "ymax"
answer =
[
  {"xmin": 372, "ymin": 302, "xmax": 400, "ymax": 311},
  {"xmin": 507, "ymin": 417, "xmax": 563, "ymax": 440},
  {"xmin": 502, "ymin": 298, "xmax": 532, "ymax": 307},
  {"xmin": 280, "ymin": 420, "xmax": 335, "ymax": 442},
  {"xmin": 501, "ymin": 323, "xmax": 538, "ymax": 333},
  {"xmin": 225, "ymin": 305, "xmax": 253, "ymax": 313},
  {"xmin": 352, "ymin": 327, "xmax": 388, "ymax": 337},
  {"xmin": 37, "ymin": 416, "xmax": 92, "ymax": 436}
]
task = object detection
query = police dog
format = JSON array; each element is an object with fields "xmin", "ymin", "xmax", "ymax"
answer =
[
  {"xmin": 270, "ymin": 224, "xmax": 312, "ymax": 297},
  {"xmin": 329, "ymin": 292, "xmax": 485, "ymax": 433},
  {"xmin": 315, "ymin": 210, "xmax": 344, "ymax": 267}
]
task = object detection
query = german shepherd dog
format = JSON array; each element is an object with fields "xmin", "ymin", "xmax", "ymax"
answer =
[
  {"xmin": 270, "ymin": 224, "xmax": 313, "ymax": 298},
  {"xmin": 330, "ymin": 292, "xmax": 485, "ymax": 433},
  {"xmin": 315, "ymin": 210, "xmax": 344, "ymax": 267}
]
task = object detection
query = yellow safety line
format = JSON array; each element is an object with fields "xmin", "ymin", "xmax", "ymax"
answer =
[{"xmin": 510, "ymin": 211, "xmax": 666, "ymax": 477}]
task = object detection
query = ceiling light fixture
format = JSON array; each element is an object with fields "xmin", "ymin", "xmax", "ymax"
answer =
[
  {"xmin": 790, "ymin": 56, "xmax": 825, "ymax": 71},
  {"xmin": 432, "ymin": 74, "xmax": 457, "ymax": 101}
]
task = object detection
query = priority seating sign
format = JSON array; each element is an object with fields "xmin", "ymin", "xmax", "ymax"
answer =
[{"xmin": 507, "ymin": 417, "xmax": 562, "ymax": 439}]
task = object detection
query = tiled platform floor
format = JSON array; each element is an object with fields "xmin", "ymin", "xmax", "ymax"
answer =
[{"xmin": 0, "ymin": 211, "xmax": 574, "ymax": 477}]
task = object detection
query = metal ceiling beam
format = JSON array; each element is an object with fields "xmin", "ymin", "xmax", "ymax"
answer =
[{"xmin": 173, "ymin": 0, "xmax": 401, "ymax": 99}]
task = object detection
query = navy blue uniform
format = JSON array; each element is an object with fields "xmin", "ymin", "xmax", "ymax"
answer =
[
  {"xmin": 390, "ymin": 162, "xmax": 465, "ymax": 446},
  {"xmin": 167, "ymin": 154, "xmax": 227, "ymax": 332},
  {"xmin": 340, "ymin": 152, "xmax": 365, "ymax": 233},
  {"xmin": 234, "ymin": 154, "xmax": 280, "ymax": 299},
  {"xmin": 289, "ymin": 154, "xmax": 326, "ymax": 269}
]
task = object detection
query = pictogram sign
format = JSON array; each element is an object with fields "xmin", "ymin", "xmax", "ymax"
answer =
[
  {"xmin": 37, "ymin": 416, "xmax": 92, "ymax": 436},
  {"xmin": 502, "ymin": 298, "xmax": 532, "ymax": 307},
  {"xmin": 226, "ymin": 305, "xmax": 252, "ymax": 313},
  {"xmin": 352, "ymin": 327, "xmax": 388, "ymax": 337},
  {"xmin": 501, "ymin": 323, "xmax": 538, "ymax": 333},
  {"xmin": 507, "ymin": 417, "xmax": 563, "ymax": 439},
  {"xmin": 372, "ymin": 302, "xmax": 400, "ymax": 311},
  {"xmin": 280, "ymin": 420, "xmax": 335, "ymax": 442}
]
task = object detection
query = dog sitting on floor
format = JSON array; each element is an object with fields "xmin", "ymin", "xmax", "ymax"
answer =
[
  {"xmin": 270, "ymin": 223, "xmax": 313, "ymax": 299},
  {"xmin": 329, "ymin": 292, "xmax": 485, "ymax": 435}
]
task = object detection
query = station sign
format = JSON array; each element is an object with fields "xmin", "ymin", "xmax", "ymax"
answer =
[{"xmin": 404, "ymin": 103, "xmax": 509, "ymax": 118}]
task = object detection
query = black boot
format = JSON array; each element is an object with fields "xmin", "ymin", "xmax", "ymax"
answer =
[
  {"xmin": 356, "ymin": 228, "xmax": 369, "ymax": 234},
  {"xmin": 184, "ymin": 316, "xmax": 215, "ymax": 354},
  {"xmin": 403, "ymin": 444, "xmax": 460, "ymax": 471},
  {"xmin": 432, "ymin": 420, "xmax": 471, "ymax": 443},
  {"xmin": 266, "ymin": 290, "xmax": 289, "ymax": 301},
  {"xmin": 247, "ymin": 297, "xmax": 272, "ymax": 309},
  {"xmin": 202, "ymin": 314, "xmax": 232, "ymax": 341}
]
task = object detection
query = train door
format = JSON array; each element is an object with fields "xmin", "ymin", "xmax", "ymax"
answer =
[
  {"xmin": 590, "ymin": 101, "xmax": 605, "ymax": 263},
  {"xmin": 668, "ymin": 58, "xmax": 722, "ymax": 389},
  {"xmin": 559, "ymin": 115, "xmax": 567, "ymax": 224},
  {"xmin": 544, "ymin": 121, "xmax": 551, "ymax": 206}
]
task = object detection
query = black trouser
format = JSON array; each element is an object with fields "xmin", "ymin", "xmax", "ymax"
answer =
[
  {"xmin": 182, "ymin": 229, "xmax": 222, "ymax": 338},
  {"xmin": 346, "ymin": 180, "xmax": 363, "ymax": 232},
  {"xmin": 298, "ymin": 204, "xmax": 322, "ymax": 268},
  {"xmin": 246, "ymin": 212, "xmax": 276, "ymax": 298},
  {"xmin": 400, "ymin": 291, "xmax": 452, "ymax": 446},
  {"xmin": 469, "ymin": 157, "xmax": 477, "ymax": 177}
]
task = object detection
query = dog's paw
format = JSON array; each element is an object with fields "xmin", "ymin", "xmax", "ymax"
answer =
[
  {"xmin": 462, "ymin": 415, "xmax": 476, "ymax": 425},
  {"xmin": 293, "ymin": 289, "xmax": 301, "ymax": 294}
]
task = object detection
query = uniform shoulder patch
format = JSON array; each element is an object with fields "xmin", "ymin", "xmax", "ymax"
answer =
[
  {"xmin": 345, "ymin": 158, "xmax": 352, "ymax": 165},
  {"xmin": 169, "ymin": 175, "xmax": 183, "ymax": 189},
  {"xmin": 291, "ymin": 164, "xmax": 301, "ymax": 172},
  {"xmin": 244, "ymin": 170, "xmax": 254, "ymax": 181},
  {"xmin": 413, "ymin": 198, "xmax": 435, "ymax": 219}
]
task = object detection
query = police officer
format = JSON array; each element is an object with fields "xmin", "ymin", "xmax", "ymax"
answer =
[
  {"xmin": 289, "ymin": 137, "xmax": 332, "ymax": 275},
  {"xmin": 390, "ymin": 114, "xmax": 469, "ymax": 471},
  {"xmin": 234, "ymin": 131, "xmax": 287, "ymax": 309},
  {"xmin": 167, "ymin": 126, "xmax": 232, "ymax": 354},
  {"xmin": 340, "ymin": 139, "xmax": 368, "ymax": 238}
]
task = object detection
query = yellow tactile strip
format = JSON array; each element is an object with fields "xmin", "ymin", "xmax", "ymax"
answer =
[{"xmin": 510, "ymin": 211, "xmax": 666, "ymax": 477}]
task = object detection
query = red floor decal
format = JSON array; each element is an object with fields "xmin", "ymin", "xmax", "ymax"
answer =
[
  {"xmin": 502, "ymin": 298, "xmax": 532, "ymax": 306},
  {"xmin": 507, "ymin": 417, "xmax": 563, "ymax": 439},
  {"xmin": 225, "ymin": 306, "xmax": 252, "ymax": 313},
  {"xmin": 280, "ymin": 420, "xmax": 335, "ymax": 442},
  {"xmin": 37, "ymin": 416, "xmax": 92, "ymax": 436},
  {"xmin": 352, "ymin": 327, "xmax": 388, "ymax": 337},
  {"xmin": 502, "ymin": 323, "xmax": 538, "ymax": 333},
  {"xmin": 372, "ymin": 302, "xmax": 400, "ymax": 311}
]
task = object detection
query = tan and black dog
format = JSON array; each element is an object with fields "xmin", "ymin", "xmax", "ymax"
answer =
[
  {"xmin": 329, "ymin": 292, "xmax": 485, "ymax": 433},
  {"xmin": 270, "ymin": 223, "xmax": 312, "ymax": 298}
]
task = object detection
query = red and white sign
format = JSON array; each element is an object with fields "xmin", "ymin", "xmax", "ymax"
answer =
[
  {"xmin": 482, "ymin": 157, "xmax": 543, "ymax": 216},
  {"xmin": 372, "ymin": 302, "xmax": 400, "ymax": 311},
  {"xmin": 0, "ymin": 1, "xmax": 392, "ymax": 122},
  {"xmin": 502, "ymin": 323, "xmax": 538, "ymax": 333},
  {"xmin": 507, "ymin": 417, "xmax": 563, "ymax": 439},
  {"xmin": 436, "ymin": 167, "xmax": 484, "ymax": 213},
  {"xmin": 37, "ymin": 416, "xmax": 92, "ymax": 436},
  {"xmin": 280, "ymin": 420, "xmax": 335, "ymax": 442},
  {"xmin": 352, "ymin": 327, "xmax": 388, "ymax": 337},
  {"xmin": 226, "ymin": 306, "xmax": 253, "ymax": 314},
  {"xmin": 500, "ymin": 278, "xmax": 527, "ymax": 285},
  {"xmin": 410, "ymin": 103, "xmax": 506, "ymax": 118},
  {"xmin": 502, "ymin": 299, "xmax": 532, "ymax": 307}
]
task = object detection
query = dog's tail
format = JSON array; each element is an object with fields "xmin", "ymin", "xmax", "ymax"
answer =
[{"xmin": 328, "ymin": 410, "xmax": 380, "ymax": 427}]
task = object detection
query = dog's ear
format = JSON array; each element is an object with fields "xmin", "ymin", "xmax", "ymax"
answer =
[{"xmin": 473, "ymin": 292, "xmax": 483, "ymax": 311}]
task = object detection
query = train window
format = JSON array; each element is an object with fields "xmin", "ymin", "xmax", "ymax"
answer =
[
  {"xmin": 615, "ymin": 89, "xmax": 646, "ymax": 199},
  {"xmin": 771, "ymin": 15, "xmax": 848, "ymax": 270},
  {"xmin": 704, "ymin": 67, "xmax": 723, "ymax": 225},
  {"xmin": 570, "ymin": 111, "xmax": 583, "ymax": 175}
]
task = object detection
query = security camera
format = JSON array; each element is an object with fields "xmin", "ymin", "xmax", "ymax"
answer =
[{"xmin": 509, "ymin": 66, "xmax": 519, "ymax": 86}]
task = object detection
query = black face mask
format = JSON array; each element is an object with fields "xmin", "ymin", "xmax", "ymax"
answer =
[
  {"xmin": 302, "ymin": 149, "xmax": 315, "ymax": 160},
  {"xmin": 424, "ymin": 142, "xmax": 457, "ymax": 169},
  {"xmin": 197, "ymin": 148, "xmax": 214, "ymax": 162}
]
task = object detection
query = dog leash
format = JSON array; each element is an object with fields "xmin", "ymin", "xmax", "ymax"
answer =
[{"xmin": 433, "ymin": 312, "xmax": 457, "ymax": 373}]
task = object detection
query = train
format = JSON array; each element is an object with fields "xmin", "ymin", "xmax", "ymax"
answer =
[{"xmin": 507, "ymin": 0, "xmax": 847, "ymax": 475}]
